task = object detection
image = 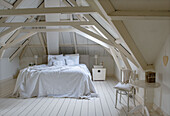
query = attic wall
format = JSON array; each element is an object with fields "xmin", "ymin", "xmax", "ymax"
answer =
[
  {"xmin": 18, "ymin": 30, "xmax": 116, "ymax": 76},
  {"xmin": 153, "ymin": 35, "xmax": 170, "ymax": 115},
  {"xmin": 45, "ymin": 0, "xmax": 60, "ymax": 55},
  {"xmin": 0, "ymin": 57, "xmax": 19, "ymax": 80},
  {"xmin": 20, "ymin": 55, "xmax": 116, "ymax": 77}
]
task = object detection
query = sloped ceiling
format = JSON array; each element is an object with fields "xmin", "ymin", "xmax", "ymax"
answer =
[
  {"xmin": 123, "ymin": 20, "xmax": 170, "ymax": 64},
  {"xmin": 110, "ymin": 0, "xmax": 170, "ymax": 64},
  {"xmin": 110, "ymin": 0, "xmax": 170, "ymax": 10}
]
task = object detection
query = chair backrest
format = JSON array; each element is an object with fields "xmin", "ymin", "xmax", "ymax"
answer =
[{"xmin": 120, "ymin": 69, "xmax": 132, "ymax": 83}]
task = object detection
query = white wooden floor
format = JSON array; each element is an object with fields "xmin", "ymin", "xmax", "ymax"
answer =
[{"xmin": 0, "ymin": 77, "xmax": 159, "ymax": 116}]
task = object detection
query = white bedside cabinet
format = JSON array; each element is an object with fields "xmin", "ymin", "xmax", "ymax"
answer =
[{"xmin": 92, "ymin": 68, "xmax": 106, "ymax": 81}]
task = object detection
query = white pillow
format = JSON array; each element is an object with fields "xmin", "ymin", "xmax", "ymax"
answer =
[
  {"xmin": 65, "ymin": 54, "xmax": 79, "ymax": 65},
  {"xmin": 66, "ymin": 59, "xmax": 75, "ymax": 66},
  {"xmin": 52, "ymin": 60, "xmax": 65, "ymax": 66},
  {"xmin": 48, "ymin": 54, "xmax": 65, "ymax": 66}
]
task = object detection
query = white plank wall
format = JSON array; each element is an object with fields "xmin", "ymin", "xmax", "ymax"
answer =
[{"xmin": 0, "ymin": 78, "xmax": 160, "ymax": 116}]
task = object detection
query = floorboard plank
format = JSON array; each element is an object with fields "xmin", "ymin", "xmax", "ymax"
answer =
[
  {"xmin": 81, "ymin": 99, "xmax": 89, "ymax": 116},
  {"xmin": 34, "ymin": 98, "xmax": 54, "ymax": 116},
  {"xmin": 57, "ymin": 98, "xmax": 71, "ymax": 116},
  {"xmin": 41, "ymin": 98, "xmax": 60, "ymax": 116},
  {"xmin": 49, "ymin": 98, "xmax": 65, "ymax": 116},
  {"xmin": 65, "ymin": 98, "xmax": 77, "ymax": 116},
  {"xmin": 6, "ymin": 98, "xmax": 36, "ymax": 116},
  {"xmin": 18, "ymin": 98, "xmax": 43, "ymax": 116},
  {"xmin": 72, "ymin": 99, "xmax": 83, "ymax": 116}
]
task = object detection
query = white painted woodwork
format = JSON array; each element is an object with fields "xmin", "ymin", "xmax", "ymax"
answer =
[
  {"xmin": 120, "ymin": 52, "xmax": 132, "ymax": 70},
  {"xmin": 4, "ymin": 32, "xmax": 37, "ymax": 49},
  {"xmin": 109, "ymin": 47, "xmax": 121, "ymax": 70},
  {"xmin": 0, "ymin": 0, "xmax": 13, "ymax": 9},
  {"xmin": 0, "ymin": 0, "xmax": 23, "ymax": 23},
  {"xmin": 0, "ymin": 21, "xmax": 94, "ymax": 27},
  {"xmin": 109, "ymin": 11, "xmax": 170, "ymax": 20},
  {"xmin": 112, "ymin": 20, "xmax": 148, "ymax": 70},
  {"xmin": 9, "ymin": 40, "xmax": 29, "ymax": 61},
  {"xmin": 109, "ymin": 0, "xmax": 170, "ymax": 11},
  {"xmin": 0, "ymin": 27, "xmax": 21, "ymax": 39},
  {"xmin": 21, "ymin": 28, "xmax": 77, "ymax": 33},
  {"xmin": 0, "ymin": 29, "xmax": 21, "ymax": 58},
  {"xmin": 73, "ymin": 25, "xmax": 111, "ymax": 48},
  {"xmin": 95, "ymin": 0, "xmax": 142, "ymax": 66},
  {"xmin": 0, "ymin": 6, "xmax": 95, "ymax": 17}
]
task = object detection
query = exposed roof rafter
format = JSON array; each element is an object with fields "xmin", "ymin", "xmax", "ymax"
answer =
[
  {"xmin": 9, "ymin": 40, "xmax": 29, "ymax": 61},
  {"xmin": 0, "ymin": 0, "xmax": 13, "ymax": 9},
  {"xmin": 0, "ymin": 21, "xmax": 94, "ymax": 27},
  {"xmin": 4, "ymin": 32, "xmax": 37, "ymax": 49},
  {"xmin": 0, "ymin": 6, "xmax": 95, "ymax": 17},
  {"xmin": 109, "ymin": 10, "xmax": 170, "ymax": 20},
  {"xmin": 95, "ymin": 0, "xmax": 149, "ymax": 70},
  {"xmin": 0, "ymin": 27, "xmax": 22, "ymax": 40}
]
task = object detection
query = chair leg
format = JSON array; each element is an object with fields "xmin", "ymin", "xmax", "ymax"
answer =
[
  {"xmin": 115, "ymin": 90, "xmax": 118, "ymax": 108},
  {"xmin": 119, "ymin": 91, "xmax": 121, "ymax": 103},
  {"xmin": 133, "ymin": 89, "xmax": 136, "ymax": 107},
  {"xmin": 127, "ymin": 92, "xmax": 129, "ymax": 112}
]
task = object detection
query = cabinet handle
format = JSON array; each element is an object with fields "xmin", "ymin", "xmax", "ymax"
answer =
[{"xmin": 98, "ymin": 70, "xmax": 101, "ymax": 73}]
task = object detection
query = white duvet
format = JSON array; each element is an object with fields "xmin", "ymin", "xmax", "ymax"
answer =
[{"xmin": 13, "ymin": 64, "xmax": 97, "ymax": 98}]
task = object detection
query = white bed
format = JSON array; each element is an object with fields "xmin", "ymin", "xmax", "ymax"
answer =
[{"xmin": 13, "ymin": 64, "xmax": 97, "ymax": 98}]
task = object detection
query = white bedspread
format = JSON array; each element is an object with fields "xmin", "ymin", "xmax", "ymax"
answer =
[{"xmin": 13, "ymin": 64, "xmax": 97, "ymax": 98}]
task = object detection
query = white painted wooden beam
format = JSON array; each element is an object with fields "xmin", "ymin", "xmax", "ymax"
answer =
[
  {"xmin": 0, "ymin": 48, "xmax": 5, "ymax": 58},
  {"xmin": 4, "ymin": 32, "xmax": 37, "ymax": 49},
  {"xmin": 0, "ymin": 29, "xmax": 21, "ymax": 58},
  {"xmin": 120, "ymin": 52, "xmax": 132, "ymax": 70},
  {"xmin": 95, "ymin": 0, "xmax": 147, "ymax": 70},
  {"xmin": 19, "ymin": 44, "xmax": 28, "ymax": 59},
  {"xmin": 0, "ymin": 0, "xmax": 13, "ymax": 9},
  {"xmin": 12, "ymin": 0, "xmax": 23, "ymax": 9},
  {"xmin": 19, "ymin": 37, "xmax": 32, "ymax": 59},
  {"xmin": 0, "ymin": 26, "xmax": 22, "ymax": 39},
  {"xmin": 73, "ymin": 25, "xmax": 112, "ymax": 48},
  {"xmin": 0, "ymin": 0, "xmax": 23, "ymax": 23},
  {"xmin": 109, "ymin": 11, "xmax": 170, "ymax": 20},
  {"xmin": 9, "ymin": 40, "xmax": 29, "ymax": 61},
  {"xmin": 21, "ymin": 28, "xmax": 77, "ymax": 33},
  {"xmin": 112, "ymin": 20, "xmax": 147, "ymax": 69},
  {"xmin": 84, "ymin": 14, "xmax": 139, "ymax": 68},
  {"xmin": 0, "ymin": 21, "xmax": 94, "ymax": 27},
  {"xmin": 0, "ymin": 6, "xmax": 95, "ymax": 17},
  {"xmin": 110, "ymin": 47, "xmax": 121, "ymax": 70},
  {"xmin": 68, "ymin": 0, "xmax": 78, "ymax": 6},
  {"xmin": 27, "ymin": 44, "xmax": 101, "ymax": 48},
  {"xmin": 86, "ymin": 0, "xmax": 107, "ymax": 21}
]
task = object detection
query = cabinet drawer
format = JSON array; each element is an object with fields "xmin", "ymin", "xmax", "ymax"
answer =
[{"xmin": 92, "ymin": 68, "xmax": 106, "ymax": 80}]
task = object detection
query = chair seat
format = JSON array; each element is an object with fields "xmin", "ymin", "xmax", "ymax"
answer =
[{"xmin": 114, "ymin": 82, "xmax": 133, "ymax": 91}]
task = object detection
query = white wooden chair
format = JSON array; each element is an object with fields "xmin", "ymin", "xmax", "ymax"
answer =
[{"xmin": 114, "ymin": 69, "xmax": 136, "ymax": 112}]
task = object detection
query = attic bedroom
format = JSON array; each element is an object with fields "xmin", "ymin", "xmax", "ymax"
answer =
[{"xmin": 0, "ymin": 0, "xmax": 170, "ymax": 116}]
